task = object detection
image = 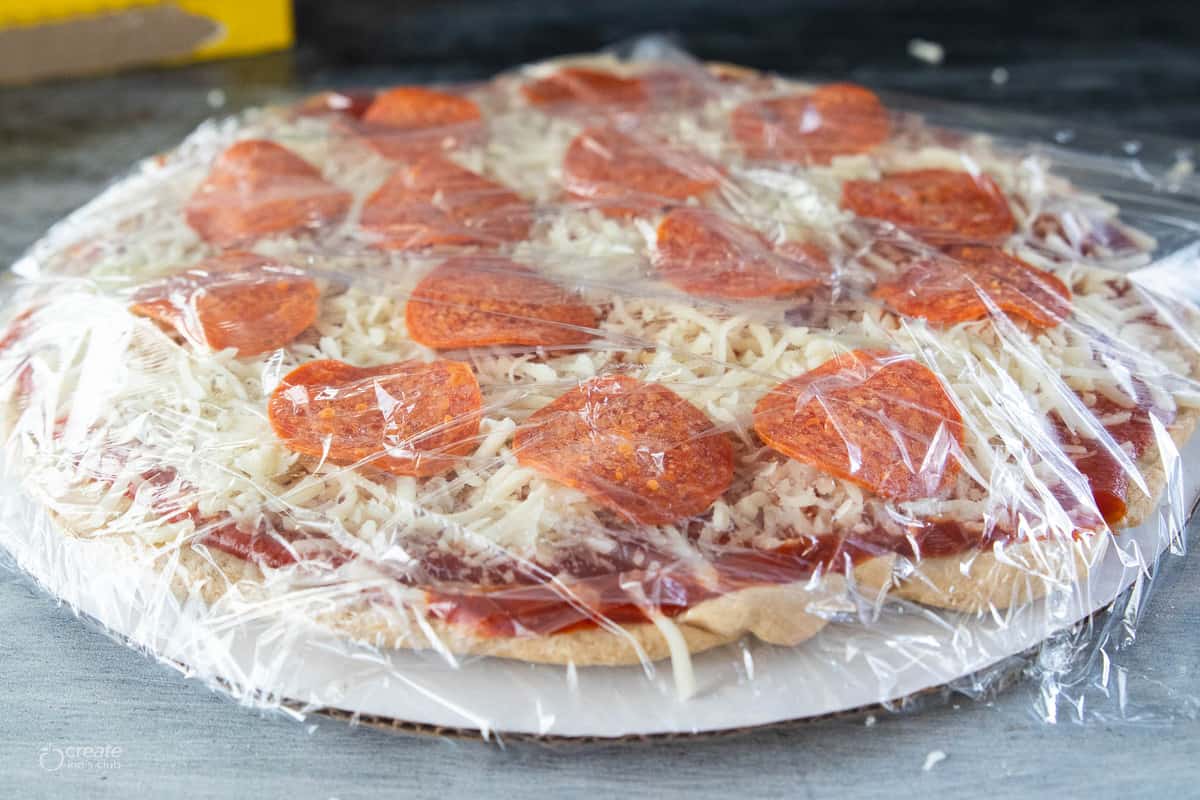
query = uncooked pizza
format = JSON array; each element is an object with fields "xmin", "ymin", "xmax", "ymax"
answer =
[{"xmin": 2, "ymin": 51, "xmax": 1197, "ymax": 681}]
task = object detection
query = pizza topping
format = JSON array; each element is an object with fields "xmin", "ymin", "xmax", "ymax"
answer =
[
  {"xmin": 850, "ymin": 517, "xmax": 1008, "ymax": 561},
  {"xmin": 268, "ymin": 359, "xmax": 483, "ymax": 477},
  {"xmin": 0, "ymin": 306, "xmax": 38, "ymax": 354},
  {"xmin": 358, "ymin": 87, "xmax": 483, "ymax": 158},
  {"xmin": 562, "ymin": 127, "xmax": 722, "ymax": 217},
  {"xmin": 521, "ymin": 66, "xmax": 648, "ymax": 109},
  {"xmin": 428, "ymin": 533, "xmax": 877, "ymax": 638},
  {"xmin": 1053, "ymin": 391, "xmax": 1174, "ymax": 526},
  {"xmin": 201, "ymin": 519, "xmax": 353, "ymax": 570},
  {"xmin": 642, "ymin": 67, "xmax": 718, "ymax": 107},
  {"xmin": 873, "ymin": 244, "xmax": 1072, "ymax": 327},
  {"xmin": 429, "ymin": 571, "xmax": 703, "ymax": 638},
  {"xmin": 185, "ymin": 140, "xmax": 352, "ymax": 247},
  {"xmin": 360, "ymin": 156, "xmax": 533, "ymax": 250},
  {"xmin": 296, "ymin": 89, "xmax": 377, "ymax": 119},
  {"xmin": 405, "ymin": 257, "xmax": 598, "ymax": 349},
  {"xmin": 732, "ymin": 83, "xmax": 891, "ymax": 165},
  {"xmin": 425, "ymin": 534, "xmax": 837, "ymax": 637},
  {"xmin": 129, "ymin": 251, "xmax": 320, "ymax": 356},
  {"xmin": 841, "ymin": 169, "xmax": 1016, "ymax": 244},
  {"xmin": 706, "ymin": 61, "xmax": 770, "ymax": 86},
  {"xmin": 1033, "ymin": 210, "xmax": 1141, "ymax": 257},
  {"xmin": 513, "ymin": 374, "xmax": 734, "ymax": 525},
  {"xmin": 111, "ymin": 461, "xmax": 354, "ymax": 570},
  {"xmin": 202, "ymin": 525, "xmax": 295, "ymax": 569},
  {"xmin": 754, "ymin": 350, "xmax": 964, "ymax": 500},
  {"xmin": 654, "ymin": 208, "xmax": 831, "ymax": 298}
]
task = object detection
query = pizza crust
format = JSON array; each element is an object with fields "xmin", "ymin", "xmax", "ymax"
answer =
[
  {"xmin": 314, "ymin": 571, "xmax": 879, "ymax": 667},
  {"xmin": 313, "ymin": 566, "xmax": 887, "ymax": 667},
  {"xmin": 1122, "ymin": 404, "xmax": 1199, "ymax": 528},
  {"xmin": 872, "ymin": 534, "xmax": 1108, "ymax": 613},
  {"xmin": 322, "ymin": 604, "xmax": 741, "ymax": 667},
  {"xmin": 858, "ymin": 405, "xmax": 1200, "ymax": 612},
  {"xmin": 47, "ymin": 507, "xmax": 884, "ymax": 666}
]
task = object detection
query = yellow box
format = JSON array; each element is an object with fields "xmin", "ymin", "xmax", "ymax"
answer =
[{"xmin": 0, "ymin": 1, "xmax": 294, "ymax": 83}]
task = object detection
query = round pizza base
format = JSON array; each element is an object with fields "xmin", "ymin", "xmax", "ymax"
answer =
[{"xmin": 3, "ymin": 426, "xmax": 1194, "ymax": 738}]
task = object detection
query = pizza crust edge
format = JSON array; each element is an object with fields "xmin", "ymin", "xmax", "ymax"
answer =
[
  {"xmin": 857, "ymin": 405, "xmax": 1200, "ymax": 612},
  {"xmin": 43, "ymin": 510, "xmax": 871, "ymax": 666}
]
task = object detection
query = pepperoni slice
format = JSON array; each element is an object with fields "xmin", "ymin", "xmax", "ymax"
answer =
[
  {"xmin": 358, "ymin": 87, "xmax": 483, "ymax": 158},
  {"xmin": 514, "ymin": 375, "xmax": 734, "ymax": 525},
  {"xmin": 562, "ymin": 127, "xmax": 722, "ymax": 218},
  {"xmin": 732, "ymin": 83, "xmax": 891, "ymax": 165},
  {"xmin": 202, "ymin": 520, "xmax": 352, "ymax": 571},
  {"xmin": 753, "ymin": 350, "xmax": 964, "ymax": 500},
  {"xmin": 406, "ymin": 257, "xmax": 598, "ymax": 349},
  {"xmin": 521, "ymin": 67, "xmax": 648, "ymax": 109},
  {"xmin": 1053, "ymin": 390, "xmax": 1173, "ymax": 526},
  {"xmin": 841, "ymin": 169, "xmax": 1016, "ymax": 244},
  {"xmin": 130, "ymin": 251, "xmax": 319, "ymax": 356},
  {"xmin": 361, "ymin": 156, "xmax": 533, "ymax": 250},
  {"xmin": 296, "ymin": 89, "xmax": 377, "ymax": 119},
  {"xmin": 873, "ymin": 244, "xmax": 1072, "ymax": 327},
  {"xmin": 185, "ymin": 140, "xmax": 352, "ymax": 247},
  {"xmin": 654, "ymin": 208, "xmax": 831, "ymax": 298},
  {"xmin": 268, "ymin": 359, "xmax": 482, "ymax": 477}
]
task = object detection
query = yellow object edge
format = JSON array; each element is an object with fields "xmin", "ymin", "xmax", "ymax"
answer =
[{"xmin": 0, "ymin": 0, "xmax": 294, "ymax": 61}]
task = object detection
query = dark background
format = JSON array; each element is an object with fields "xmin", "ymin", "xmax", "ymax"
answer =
[{"xmin": 290, "ymin": 0, "xmax": 1200, "ymax": 136}]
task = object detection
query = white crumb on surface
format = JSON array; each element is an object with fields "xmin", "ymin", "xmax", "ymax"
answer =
[
  {"xmin": 923, "ymin": 750, "xmax": 948, "ymax": 771},
  {"xmin": 990, "ymin": 67, "xmax": 1009, "ymax": 85},
  {"xmin": 908, "ymin": 38, "xmax": 945, "ymax": 65},
  {"xmin": 206, "ymin": 89, "xmax": 227, "ymax": 109},
  {"xmin": 864, "ymin": 714, "xmax": 877, "ymax": 727},
  {"xmin": 1166, "ymin": 157, "xmax": 1195, "ymax": 185}
]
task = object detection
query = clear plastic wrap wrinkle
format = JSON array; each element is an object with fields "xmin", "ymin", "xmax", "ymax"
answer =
[{"xmin": 2, "ymin": 37, "xmax": 1199, "ymax": 738}]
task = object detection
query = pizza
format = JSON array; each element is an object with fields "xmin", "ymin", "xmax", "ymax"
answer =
[{"xmin": 2, "ymin": 50, "xmax": 1198, "ymax": 685}]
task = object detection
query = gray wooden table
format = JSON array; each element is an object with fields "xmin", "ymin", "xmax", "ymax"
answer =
[{"xmin": 2, "ymin": 47, "xmax": 1199, "ymax": 799}]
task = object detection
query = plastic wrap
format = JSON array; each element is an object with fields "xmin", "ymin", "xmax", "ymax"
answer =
[{"xmin": 2, "ymin": 39, "xmax": 1199, "ymax": 739}]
